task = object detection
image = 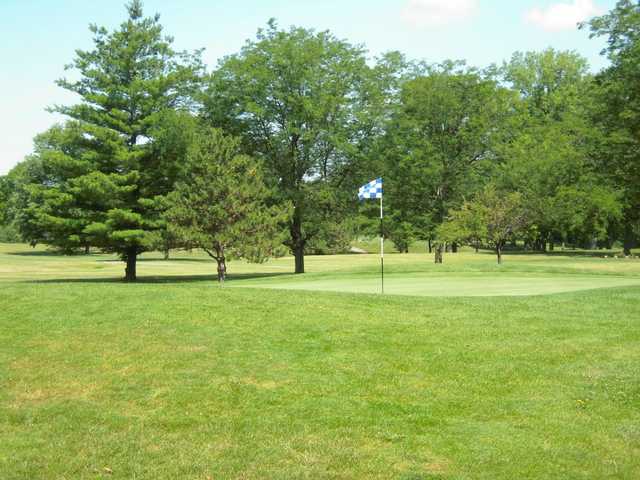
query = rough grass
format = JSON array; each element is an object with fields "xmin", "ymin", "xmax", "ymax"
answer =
[{"xmin": 1, "ymin": 243, "xmax": 640, "ymax": 478}]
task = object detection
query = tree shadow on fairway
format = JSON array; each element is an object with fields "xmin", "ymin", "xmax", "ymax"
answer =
[
  {"xmin": 97, "ymin": 257, "xmax": 213, "ymax": 263},
  {"xmin": 7, "ymin": 250, "xmax": 101, "ymax": 257},
  {"xmin": 476, "ymin": 249, "xmax": 619, "ymax": 259},
  {"xmin": 24, "ymin": 271, "xmax": 292, "ymax": 285},
  {"xmin": 95, "ymin": 257, "xmax": 212, "ymax": 263}
]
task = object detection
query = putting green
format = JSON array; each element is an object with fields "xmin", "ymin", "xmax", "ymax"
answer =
[{"xmin": 232, "ymin": 273, "xmax": 640, "ymax": 297}]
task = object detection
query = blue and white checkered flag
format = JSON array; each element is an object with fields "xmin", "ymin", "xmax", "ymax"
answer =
[{"xmin": 358, "ymin": 178, "xmax": 383, "ymax": 200}]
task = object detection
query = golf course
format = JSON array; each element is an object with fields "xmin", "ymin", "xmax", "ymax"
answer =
[
  {"xmin": 3, "ymin": 0, "xmax": 640, "ymax": 477},
  {"xmin": 2, "ymin": 243, "xmax": 639, "ymax": 479}
]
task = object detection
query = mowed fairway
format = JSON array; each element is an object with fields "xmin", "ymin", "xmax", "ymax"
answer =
[{"xmin": 1, "ymin": 243, "xmax": 640, "ymax": 479}]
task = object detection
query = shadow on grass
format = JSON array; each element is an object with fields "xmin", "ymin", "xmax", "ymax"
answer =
[
  {"xmin": 7, "ymin": 250, "xmax": 102, "ymax": 257},
  {"xmin": 475, "ymin": 249, "xmax": 620, "ymax": 258},
  {"xmin": 94, "ymin": 257, "xmax": 213, "ymax": 263},
  {"xmin": 8, "ymin": 251, "xmax": 211, "ymax": 262},
  {"xmin": 24, "ymin": 271, "xmax": 293, "ymax": 285}
]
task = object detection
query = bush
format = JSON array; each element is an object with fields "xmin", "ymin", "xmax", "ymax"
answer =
[{"xmin": 0, "ymin": 224, "xmax": 21, "ymax": 243}]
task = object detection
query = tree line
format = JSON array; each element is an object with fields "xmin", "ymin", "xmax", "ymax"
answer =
[{"xmin": 0, "ymin": 0, "xmax": 638, "ymax": 279}]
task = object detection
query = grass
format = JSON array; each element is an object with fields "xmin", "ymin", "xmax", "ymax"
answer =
[
  {"xmin": 235, "ymin": 273, "xmax": 640, "ymax": 296},
  {"xmin": 1, "ymin": 243, "xmax": 640, "ymax": 478}
]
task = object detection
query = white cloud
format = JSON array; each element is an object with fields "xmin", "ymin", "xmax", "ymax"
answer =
[
  {"xmin": 401, "ymin": 0, "xmax": 479, "ymax": 28},
  {"xmin": 525, "ymin": 0, "xmax": 603, "ymax": 32}
]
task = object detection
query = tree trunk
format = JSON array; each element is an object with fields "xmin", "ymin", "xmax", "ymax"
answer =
[
  {"xmin": 124, "ymin": 247, "xmax": 137, "ymax": 282},
  {"xmin": 294, "ymin": 243, "xmax": 305, "ymax": 274},
  {"xmin": 164, "ymin": 248, "xmax": 170, "ymax": 260},
  {"xmin": 84, "ymin": 245, "xmax": 90, "ymax": 255},
  {"xmin": 427, "ymin": 238, "xmax": 432, "ymax": 253},
  {"xmin": 216, "ymin": 257, "xmax": 227, "ymax": 283},
  {"xmin": 451, "ymin": 242, "xmax": 458, "ymax": 253},
  {"xmin": 496, "ymin": 244, "xmax": 503, "ymax": 264},
  {"xmin": 623, "ymin": 223, "xmax": 636, "ymax": 256},
  {"xmin": 434, "ymin": 243, "xmax": 444, "ymax": 264},
  {"xmin": 291, "ymin": 208, "xmax": 305, "ymax": 274}
]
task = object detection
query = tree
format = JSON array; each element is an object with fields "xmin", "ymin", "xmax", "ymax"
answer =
[
  {"xmin": 550, "ymin": 182, "xmax": 623, "ymax": 247},
  {"xmin": 440, "ymin": 186, "xmax": 528, "ymax": 264},
  {"xmin": 502, "ymin": 49, "xmax": 590, "ymax": 121},
  {"xmin": 147, "ymin": 110, "xmax": 201, "ymax": 259},
  {"xmin": 497, "ymin": 49, "xmax": 621, "ymax": 251},
  {"xmin": 585, "ymin": 0, "xmax": 640, "ymax": 254},
  {"xmin": 0, "ymin": 175, "xmax": 21, "ymax": 242},
  {"xmin": 165, "ymin": 127, "xmax": 290, "ymax": 282},
  {"xmin": 204, "ymin": 20, "xmax": 383, "ymax": 273},
  {"xmin": 381, "ymin": 63, "xmax": 515, "ymax": 254},
  {"xmin": 0, "ymin": 175, "xmax": 10, "ymax": 226},
  {"xmin": 387, "ymin": 217, "xmax": 416, "ymax": 254},
  {"xmin": 15, "ymin": 1, "xmax": 203, "ymax": 280},
  {"xmin": 493, "ymin": 123, "xmax": 621, "ymax": 250}
]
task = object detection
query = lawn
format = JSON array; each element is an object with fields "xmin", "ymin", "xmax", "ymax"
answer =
[{"xmin": 1, "ymin": 243, "xmax": 639, "ymax": 478}]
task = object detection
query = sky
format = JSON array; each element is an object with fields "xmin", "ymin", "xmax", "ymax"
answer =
[{"xmin": 0, "ymin": 0, "xmax": 617, "ymax": 175}]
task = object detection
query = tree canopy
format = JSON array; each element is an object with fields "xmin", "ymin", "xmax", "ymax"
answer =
[
  {"xmin": 203, "ymin": 20, "xmax": 389, "ymax": 273},
  {"xmin": 165, "ymin": 127, "xmax": 290, "ymax": 282},
  {"xmin": 439, "ymin": 186, "xmax": 528, "ymax": 264},
  {"xmin": 379, "ymin": 63, "xmax": 515, "ymax": 253},
  {"xmin": 2, "ymin": 0, "xmax": 639, "ymax": 277},
  {"xmin": 585, "ymin": 0, "xmax": 640, "ymax": 254}
]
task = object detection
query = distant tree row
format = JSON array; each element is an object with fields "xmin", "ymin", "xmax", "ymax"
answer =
[{"xmin": 1, "ymin": 0, "xmax": 639, "ymax": 278}]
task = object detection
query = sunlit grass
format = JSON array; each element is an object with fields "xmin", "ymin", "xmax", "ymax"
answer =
[{"xmin": 1, "ymin": 243, "xmax": 640, "ymax": 478}]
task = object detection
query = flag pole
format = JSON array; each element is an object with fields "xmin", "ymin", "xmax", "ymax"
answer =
[{"xmin": 380, "ymin": 188, "xmax": 384, "ymax": 295}]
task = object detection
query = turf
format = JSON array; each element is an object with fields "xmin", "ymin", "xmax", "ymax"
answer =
[
  {"xmin": 3, "ymin": 243, "xmax": 640, "ymax": 297},
  {"xmin": 1, "ymin": 243, "xmax": 640, "ymax": 478},
  {"xmin": 232, "ymin": 271, "xmax": 640, "ymax": 296}
]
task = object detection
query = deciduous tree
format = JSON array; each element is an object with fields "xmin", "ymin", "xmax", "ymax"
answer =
[
  {"xmin": 585, "ymin": 0, "xmax": 640, "ymax": 254},
  {"xmin": 204, "ymin": 20, "xmax": 383, "ymax": 273},
  {"xmin": 440, "ymin": 186, "xmax": 528, "ymax": 264},
  {"xmin": 382, "ymin": 63, "xmax": 515, "ymax": 253},
  {"xmin": 498, "ymin": 49, "xmax": 622, "ymax": 251}
]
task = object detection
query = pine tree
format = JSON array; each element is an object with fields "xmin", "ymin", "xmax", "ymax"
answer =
[
  {"xmin": 17, "ymin": 1, "xmax": 203, "ymax": 280},
  {"xmin": 165, "ymin": 127, "xmax": 290, "ymax": 282}
]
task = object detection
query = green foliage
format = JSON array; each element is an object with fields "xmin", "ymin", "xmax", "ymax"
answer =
[
  {"xmin": 497, "ymin": 48, "xmax": 622, "ymax": 251},
  {"xmin": 585, "ymin": 0, "xmax": 640, "ymax": 253},
  {"xmin": 304, "ymin": 217, "xmax": 355, "ymax": 255},
  {"xmin": 204, "ymin": 20, "xmax": 386, "ymax": 273},
  {"xmin": 440, "ymin": 186, "xmax": 528, "ymax": 263},
  {"xmin": 6, "ymin": 0, "xmax": 637, "ymax": 270},
  {"xmin": 165, "ymin": 127, "xmax": 291, "ymax": 281},
  {"xmin": 381, "ymin": 63, "xmax": 516, "ymax": 247},
  {"xmin": 13, "ymin": 1, "xmax": 203, "ymax": 279},
  {"xmin": 0, "ymin": 174, "xmax": 21, "ymax": 243},
  {"xmin": 502, "ymin": 48, "xmax": 590, "ymax": 120},
  {"xmin": 551, "ymin": 182, "xmax": 623, "ymax": 244},
  {"xmin": 0, "ymin": 225, "xmax": 20, "ymax": 243},
  {"xmin": 387, "ymin": 217, "xmax": 416, "ymax": 254},
  {"xmin": 0, "ymin": 176, "xmax": 9, "ymax": 225}
]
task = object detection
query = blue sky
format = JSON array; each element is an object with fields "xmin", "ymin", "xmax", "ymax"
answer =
[{"xmin": 0, "ymin": 0, "xmax": 616, "ymax": 174}]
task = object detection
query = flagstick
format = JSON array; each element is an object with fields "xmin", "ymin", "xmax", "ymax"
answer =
[{"xmin": 380, "ymin": 192, "xmax": 384, "ymax": 295}]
